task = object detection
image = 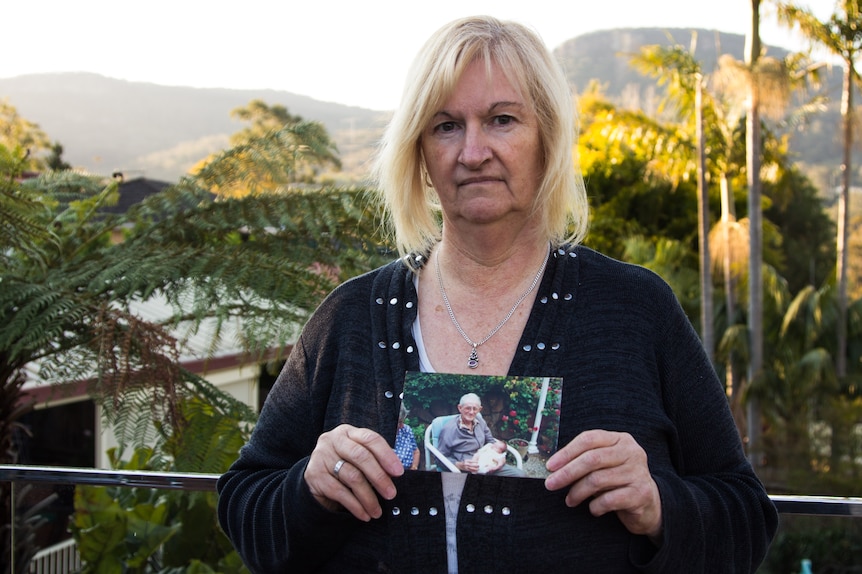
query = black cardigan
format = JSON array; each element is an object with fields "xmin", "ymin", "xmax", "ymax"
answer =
[{"xmin": 217, "ymin": 246, "xmax": 778, "ymax": 573}]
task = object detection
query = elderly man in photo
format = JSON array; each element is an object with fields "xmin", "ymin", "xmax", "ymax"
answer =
[{"xmin": 436, "ymin": 393, "xmax": 525, "ymax": 477}]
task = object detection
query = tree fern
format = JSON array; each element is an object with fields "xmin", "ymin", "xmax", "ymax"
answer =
[
  {"xmin": 1, "ymin": 114, "xmax": 393, "ymax": 570},
  {"xmin": 3, "ymin": 137, "xmax": 391, "ymax": 442}
]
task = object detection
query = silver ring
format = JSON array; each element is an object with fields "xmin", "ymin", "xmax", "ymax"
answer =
[{"xmin": 333, "ymin": 459, "xmax": 345, "ymax": 478}]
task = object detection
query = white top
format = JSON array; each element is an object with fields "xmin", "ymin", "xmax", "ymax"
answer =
[{"xmin": 412, "ymin": 277, "xmax": 463, "ymax": 574}]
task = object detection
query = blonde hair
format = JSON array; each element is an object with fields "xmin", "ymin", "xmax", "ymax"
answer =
[{"xmin": 373, "ymin": 15, "xmax": 589, "ymax": 257}]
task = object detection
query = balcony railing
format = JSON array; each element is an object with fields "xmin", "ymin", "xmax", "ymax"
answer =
[
  {"xmin": 0, "ymin": 464, "xmax": 220, "ymax": 491},
  {"xmin": 2, "ymin": 464, "xmax": 862, "ymax": 572},
  {"xmin": 4, "ymin": 464, "xmax": 861, "ymax": 515}
]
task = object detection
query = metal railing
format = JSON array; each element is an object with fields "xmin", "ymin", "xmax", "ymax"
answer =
[
  {"xmin": 29, "ymin": 538, "xmax": 80, "ymax": 574},
  {"xmin": 3, "ymin": 464, "xmax": 861, "ymax": 516},
  {"xmin": 1, "ymin": 465, "xmax": 221, "ymax": 574},
  {"xmin": 2, "ymin": 464, "xmax": 861, "ymax": 572},
  {"xmin": 0, "ymin": 465, "xmax": 220, "ymax": 491}
]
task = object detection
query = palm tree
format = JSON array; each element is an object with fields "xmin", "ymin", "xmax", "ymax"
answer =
[
  {"xmin": 774, "ymin": 0, "xmax": 862, "ymax": 383},
  {"xmin": 713, "ymin": 0, "xmax": 803, "ymax": 465},
  {"xmin": 746, "ymin": 0, "xmax": 766, "ymax": 470},
  {"xmin": 695, "ymin": 72, "xmax": 715, "ymax": 361},
  {"xmin": 630, "ymin": 37, "xmax": 715, "ymax": 360},
  {"xmin": 711, "ymin": 48, "xmax": 822, "ymax": 436},
  {"xmin": 709, "ymin": 170, "xmax": 750, "ymax": 426},
  {"xmin": 630, "ymin": 40, "xmax": 769, "ymax": 421},
  {"xmin": 662, "ymin": 1, "xmax": 813, "ymax": 464}
]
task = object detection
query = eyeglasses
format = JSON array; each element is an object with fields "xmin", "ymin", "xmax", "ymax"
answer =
[{"xmin": 460, "ymin": 405, "xmax": 481, "ymax": 412}]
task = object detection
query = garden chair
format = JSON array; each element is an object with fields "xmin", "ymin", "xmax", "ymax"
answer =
[{"xmin": 423, "ymin": 413, "xmax": 523, "ymax": 472}]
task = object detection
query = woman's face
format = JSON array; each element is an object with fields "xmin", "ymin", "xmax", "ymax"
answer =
[{"xmin": 421, "ymin": 58, "xmax": 543, "ymax": 230}]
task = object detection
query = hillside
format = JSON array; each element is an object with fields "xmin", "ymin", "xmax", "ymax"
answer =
[
  {"xmin": 554, "ymin": 27, "xmax": 848, "ymax": 194},
  {"xmin": 0, "ymin": 72, "xmax": 390, "ymax": 182},
  {"xmin": 0, "ymin": 27, "xmax": 850, "ymax": 189}
]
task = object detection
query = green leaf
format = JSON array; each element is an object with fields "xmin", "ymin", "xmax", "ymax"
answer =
[
  {"xmin": 125, "ymin": 500, "xmax": 180, "ymax": 568},
  {"xmin": 71, "ymin": 487, "xmax": 127, "ymax": 566}
]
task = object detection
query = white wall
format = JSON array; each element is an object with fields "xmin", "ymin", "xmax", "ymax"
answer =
[{"xmin": 94, "ymin": 361, "xmax": 260, "ymax": 468}]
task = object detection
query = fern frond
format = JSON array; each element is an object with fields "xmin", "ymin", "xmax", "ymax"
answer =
[{"xmin": 0, "ymin": 147, "xmax": 56, "ymax": 263}]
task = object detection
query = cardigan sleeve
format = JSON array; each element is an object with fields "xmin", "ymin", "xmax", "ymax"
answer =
[
  {"xmin": 216, "ymin": 332, "xmax": 362, "ymax": 573},
  {"xmin": 216, "ymin": 261, "xmax": 413, "ymax": 572},
  {"xmin": 633, "ymin": 286, "xmax": 778, "ymax": 573}
]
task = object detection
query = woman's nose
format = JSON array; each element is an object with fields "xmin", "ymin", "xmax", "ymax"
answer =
[{"xmin": 458, "ymin": 124, "xmax": 492, "ymax": 168}]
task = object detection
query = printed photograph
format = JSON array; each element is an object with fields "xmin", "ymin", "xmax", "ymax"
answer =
[{"xmin": 399, "ymin": 372, "xmax": 563, "ymax": 479}]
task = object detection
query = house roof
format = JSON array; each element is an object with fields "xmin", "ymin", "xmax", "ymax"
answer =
[
  {"xmin": 100, "ymin": 175, "xmax": 172, "ymax": 215},
  {"xmin": 22, "ymin": 294, "xmax": 296, "ymax": 403}
]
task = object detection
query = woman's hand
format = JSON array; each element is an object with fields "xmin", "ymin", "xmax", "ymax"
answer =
[
  {"xmin": 544, "ymin": 429, "xmax": 663, "ymax": 543},
  {"xmin": 304, "ymin": 424, "xmax": 404, "ymax": 522}
]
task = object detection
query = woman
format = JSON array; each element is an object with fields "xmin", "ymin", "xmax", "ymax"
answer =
[{"xmin": 217, "ymin": 16, "xmax": 778, "ymax": 573}]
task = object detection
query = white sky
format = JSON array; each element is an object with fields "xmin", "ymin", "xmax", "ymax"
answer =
[{"xmin": 3, "ymin": 0, "xmax": 839, "ymax": 111}]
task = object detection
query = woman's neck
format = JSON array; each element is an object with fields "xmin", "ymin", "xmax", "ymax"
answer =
[
  {"xmin": 434, "ymin": 235, "xmax": 549, "ymax": 295},
  {"xmin": 416, "ymin": 229, "xmax": 551, "ymax": 376}
]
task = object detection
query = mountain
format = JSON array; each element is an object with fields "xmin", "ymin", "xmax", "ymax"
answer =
[
  {"xmin": 554, "ymin": 27, "xmax": 847, "ymax": 194},
  {"xmin": 0, "ymin": 28, "xmax": 848, "ymax": 190},
  {"xmin": 0, "ymin": 72, "xmax": 391, "ymax": 182},
  {"xmin": 558, "ymin": 27, "xmax": 757, "ymax": 96}
]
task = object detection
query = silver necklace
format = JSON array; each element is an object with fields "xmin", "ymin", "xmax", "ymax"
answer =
[{"xmin": 435, "ymin": 246, "xmax": 550, "ymax": 369}]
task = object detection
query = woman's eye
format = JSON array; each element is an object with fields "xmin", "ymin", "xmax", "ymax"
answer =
[
  {"xmin": 435, "ymin": 121, "xmax": 457, "ymax": 133},
  {"xmin": 494, "ymin": 115, "xmax": 514, "ymax": 126}
]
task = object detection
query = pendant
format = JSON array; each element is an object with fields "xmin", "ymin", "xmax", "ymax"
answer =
[{"xmin": 467, "ymin": 345, "xmax": 479, "ymax": 369}]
